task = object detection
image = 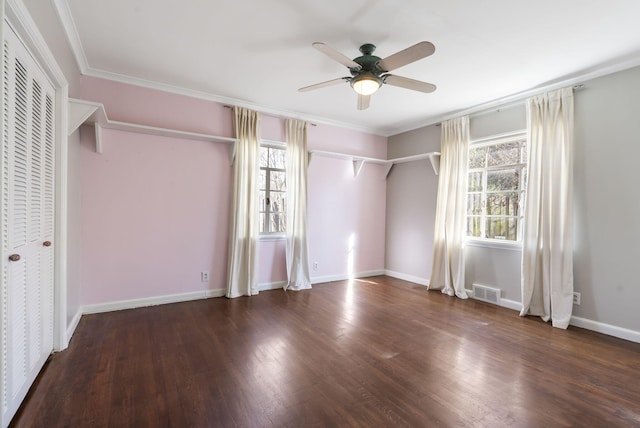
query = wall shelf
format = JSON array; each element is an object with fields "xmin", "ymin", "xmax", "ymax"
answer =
[
  {"xmin": 68, "ymin": 99, "xmax": 441, "ymax": 175},
  {"xmin": 309, "ymin": 149, "xmax": 440, "ymax": 178},
  {"xmin": 68, "ymin": 99, "xmax": 236, "ymax": 160}
]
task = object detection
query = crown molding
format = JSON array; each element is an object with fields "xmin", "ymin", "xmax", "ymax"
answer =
[
  {"xmin": 52, "ymin": 0, "xmax": 89, "ymax": 74},
  {"xmin": 391, "ymin": 50, "xmax": 640, "ymax": 136},
  {"xmin": 82, "ymin": 65, "xmax": 384, "ymax": 136},
  {"xmin": 50, "ymin": 1, "xmax": 384, "ymax": 136},
  {"xmin": 52, "ymin": 0, "xmax": 640, "ymax": 138}
]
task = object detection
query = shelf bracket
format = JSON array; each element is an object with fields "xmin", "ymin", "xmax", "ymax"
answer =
[
  {"xmin": 94, "ymin": 123, "xmax": 103, "ymax": 154},
  {"xmin": 352, "ymin": 160, "xmax": 365, "ymax": 177},
  {"xmin": 384, "ymin": 163, "xmax": 394, "ymax": 178},
  {"xmin": 428, "ymin": 153, "xmax": 440, "ymax": 175}
]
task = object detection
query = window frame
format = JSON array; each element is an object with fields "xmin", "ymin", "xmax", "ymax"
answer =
[
  {"xmin": 258, "ymin": 142, "xmax": 287, "ymax": 237},
  {"xmin": 465, "ymin": 132, "xmax": 527, "ymax": 247}
]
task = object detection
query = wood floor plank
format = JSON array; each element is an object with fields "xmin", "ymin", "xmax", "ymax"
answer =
[{"xmin": 10, "ymin": 276, "xmax": 640, "ymax": 427}]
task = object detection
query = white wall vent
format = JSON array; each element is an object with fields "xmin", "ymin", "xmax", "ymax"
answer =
[{"xmin": 472, "ymin": 284, "xmax": 501, "ymax": 305}]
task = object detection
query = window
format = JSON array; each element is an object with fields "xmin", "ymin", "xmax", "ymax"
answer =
[
  {"xmin": 466, "ymin": 134, "xmax": 527, "ymax": 242},
  {"xmin": 259, "ymin": 145, "xmax": 286, "ymax": 234}
]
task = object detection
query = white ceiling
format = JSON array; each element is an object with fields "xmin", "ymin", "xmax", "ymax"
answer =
[{"xmin": 56, "ymin": 0, "xmax": 640, "ymax": 136}]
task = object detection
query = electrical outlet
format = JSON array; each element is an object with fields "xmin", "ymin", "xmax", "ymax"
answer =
[
  {"xmin": 313, "ymin": 261, "xmax": 319, "ymax": 271},
  {"xmin": 573, "ymin": 292, "xmax": 581, "ymax": 305},
  {"xmin": 201, "ymin": 271, "xmax": 209, "ymax": 282}
]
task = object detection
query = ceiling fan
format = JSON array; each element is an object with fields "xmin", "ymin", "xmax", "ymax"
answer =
[{"xmin": 299, "ymin": 41, "xmax": 437, "ymax": 110}]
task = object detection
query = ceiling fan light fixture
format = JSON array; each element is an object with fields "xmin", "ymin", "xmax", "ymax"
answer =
[{"xmin": 351, "ymin": 73, "xmax": 382, "ymax": 96}]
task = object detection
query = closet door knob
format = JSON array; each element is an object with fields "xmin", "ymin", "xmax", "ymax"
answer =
[
  {"xmin": 43, "ymin": 241, "xmax": 52, "ymax": 247},
  {"xmin": 8, "ymin": 254, "xmax": 20, "ymax": 262}
]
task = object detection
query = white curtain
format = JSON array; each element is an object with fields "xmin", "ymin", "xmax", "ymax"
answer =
[
  {"xmin": 284, "ymin": 119, "xmax": 312, "ymax": 290},
  {"xmin": 429, "ymin": 116, "xmax": 469, "ymax": 299},
  {"xmin": 226, "ymin": 107, "xmax": 260, "ymax": 298},
  {"xmin": 520, "ymin": 87, "xmax": 574, "ymax": 328}
]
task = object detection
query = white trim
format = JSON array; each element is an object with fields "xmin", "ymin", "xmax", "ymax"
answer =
[
  {"xmin": 386, "ymin": 56, "xmax": 640, "ymax": 136},
  {"xmin": 6, "ymin": 0, "xmax": 68, "ymax": 86},
  {"xmin": 51, "ymin": 0, "xmax": 88, "ymax": 74},
  {"xmin": 68, "ymin": 98, "xmax": 237, "ymax": 152},
  {"xmin": 50, "ymin": 0, "xmax": 640, "ymax": 137},
  {"xmin": 258, "ymin": 234, "xmax": 286, "ymax": 242},
  {"xmin": 81, "ymin": 289, "xmax": 226, "ymax": 315},
  {"xmin": 50, "ymin": 0, "xmax": 380, "ymax": 135},
  {"xmin": 309, "ymin": 150, "xmax": 441, "ymax": 177},
  {"xmin": 569, "ymin": 316, "xmax": 640, "ymax": 344},
  {"xmin": 6, "ymin": 0, "xmax": 71, "ymax": 352},
  {"xmin": 498, "ymin": 298, "xmax": 521, "ymax": 311},
  {"xmin": 257, "ymin": 281, "xmax": 287, "ymax": 292},
  {"xmin": 311, "ymin": 270, "xmax": 385, "ymax": 285},
  {"xmin": 65, "ymin": 309, "xmax": 82, "ymax": 344},
  {"xmin": 464, "ymin": 239, "xmax": 523, "ymax": 252},
  {"xmin": 54, "ymin": 86, "xmax": 69, "ymax": 350},
  {"xmin": 384, "ymin": 270, "xmax": 430, "ymax": 286}
]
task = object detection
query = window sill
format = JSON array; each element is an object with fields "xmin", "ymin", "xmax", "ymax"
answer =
[
  {"xmin": 259, "ymin": 234, "xmax": 286, "ymax": 242},
  {"xmin": 465, "ymin": 238, "xmax": 522, "ymax": 251}
]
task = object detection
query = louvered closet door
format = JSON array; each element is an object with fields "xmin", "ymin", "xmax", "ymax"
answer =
[{"xmin": 1, "ymin": 22, "xmax": 55, "ymax": 427}]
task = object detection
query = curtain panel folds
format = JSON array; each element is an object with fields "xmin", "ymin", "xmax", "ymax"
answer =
[
  {"xmin": 520, "ymin": 87, "xmax": 574, "ymax": 328},
  {"xmin": 284, "ymin": 119, "xmax": 312, "ymax": 290},
  {"xmin": 226, "ymin": 107, "xmax": 261, "ymax": 298},
  {"xmin": 429, "ymin": 116, "xmax": 469, "ymax": 299}
]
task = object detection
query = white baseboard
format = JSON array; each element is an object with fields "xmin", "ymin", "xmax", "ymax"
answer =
[
  {"xmin": 570, "ymin": 316, "xmax": 640, "ymax": 344},
  {"xmin": 81, "ymin": 288, "xmax": 226, "ymax": 314},
  {"xmin": 257, "ymin": 281, "xmax": 287, "ymax": 291},
  {"xmin": 65, "ymin": 309, "xmax": 82, "ymax": 344},
  {"xmin": 384, "ymin": 270, "xmax": 430, "ymax": 286},
  {"xmin": 311, "ymin": 270, "xmax": 385, "ymax": 285},
  {"xmin": 496, "ymin": 297, "xmax": 522, "ymax": 311}
]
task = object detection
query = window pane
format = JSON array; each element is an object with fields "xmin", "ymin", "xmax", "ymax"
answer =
[
  {"xmin": 466, "ymin": 216, "xmax": 482, "ymax": 238},
  {"xmin": 270, "ymin": 148, "xmax": 286, "ymax": 169},
  {"xmin": 486, "ymin": 192, "xmax": 519, "ymax": 216},
  {"xmin": 259, "ymin": 213, "xmax": 266, "ymax": 233},
  {"xmin": 270, "ymin": 191, "xmax": 286, "ymax": 213},
  {"xmin": 259, "ymin": 169, "xmax": 266, "ymax": 190},
  {"xmin": 485, "ymin": 217, "xmax": 518, "ymax": 241},
  {"xmin": 270, "ymin": 212, "xmax": 286, "ymax": 233},
  {"xmin": 468, "ymin": 172, "xmax": 482, "ymax": 191},
  {"xmin": 487, "ymin": 169, "xmax": 519, "ymax": 191},
  {"xmin": 469, "ymin": 147, "xmax": 486, "ymax": 168},
  {"xmin": 487, "ymin": 142, "xmax": 521, "ymax": 167},
  {"xmin": 259, "ymin": 147, "xmax": 269, "ymax": 167},
  {"xmin": 270, "ymin": 171, "xmax": 286, "ymax": 191},
  {"xmin": 259, "ymin": 190, "xmax": 267, "ymax": 211},
  {"xmin": 467, "ymin": 193, "xmax": 482, "ymax": 215}
]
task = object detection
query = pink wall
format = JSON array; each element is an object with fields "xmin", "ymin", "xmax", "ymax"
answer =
[
  {"xmin": 307, "ymin": 155, "xmax": 387, "ymax": 280},
  {"xmin": 78, "ymin": 77, "xmax": 387, "ymax": 305},
  {"xmin": 79, "ymin": 76, "xmax": 234, "ymax": 137},
  {"xmin": 80, "ymin": 128, "xmax": 231, "ymax": 304}
]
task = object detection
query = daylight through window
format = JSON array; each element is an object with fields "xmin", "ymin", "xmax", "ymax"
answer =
[
  {"xmin": 466, "ymin": 135, "xmax": 527, "ymax": 242},
  {"xmin": 259, "ymin": 145, "xmax": 286, "ymax": 234}
]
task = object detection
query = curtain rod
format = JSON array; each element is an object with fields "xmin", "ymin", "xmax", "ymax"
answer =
[{"xmin": 447, "ymin": 84, "xmax": 586, "ymax": 122}]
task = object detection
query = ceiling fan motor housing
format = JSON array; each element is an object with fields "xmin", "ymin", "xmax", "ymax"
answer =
[{"xmin": 350, "ymin": 43, "xmax": 386, "ymax": 76}]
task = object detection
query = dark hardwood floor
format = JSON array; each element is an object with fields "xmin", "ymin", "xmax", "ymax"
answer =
[{"xmin": 11, "ymin": 276, "xmax": 640, "ymax": 427}]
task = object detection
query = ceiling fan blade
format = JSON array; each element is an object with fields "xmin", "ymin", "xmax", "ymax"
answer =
[
  {"xmin": 298, "ymin": 77, "xmax": 350, "ymax": 92},
  {"xmin": 378, "ymin": 41, "xmax": 435, "ymax": 72},
  {"xmin": 312, "ymin": 42, "xmax": 361, "ymax": 70},
  {"xmin": 357, "ymin": 93, "xmax": 371, "ymax": 110},
  {"xmin": 384, "ymin": 75, "xmax": 437, "ymax": 93}
]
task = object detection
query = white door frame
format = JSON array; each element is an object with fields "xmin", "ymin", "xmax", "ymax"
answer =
[{"xmin": 3, "ymin": 0, "xmax": 70, "ymax": 351}]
